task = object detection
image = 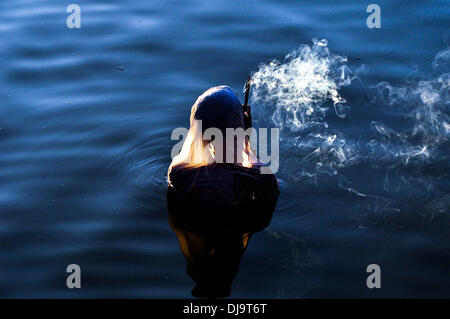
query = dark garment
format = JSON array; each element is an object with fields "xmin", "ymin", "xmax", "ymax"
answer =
[{"xmin": 167, "ymin": 163, "xmax": 279, "ymax": 235}]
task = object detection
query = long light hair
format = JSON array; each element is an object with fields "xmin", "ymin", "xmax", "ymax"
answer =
[{"xmin": 168, "ymin": 86, "xmax": 257, "ymax": 176}]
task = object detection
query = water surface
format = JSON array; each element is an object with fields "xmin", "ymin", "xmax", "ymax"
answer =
[{"xmin": 0, "ymin": 0, "xmax": 449, "ymax": 297}]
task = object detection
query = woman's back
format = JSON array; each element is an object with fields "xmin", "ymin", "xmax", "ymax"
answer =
[{"xmin": 167, "ymin": 163, "xmax": 279, "ymax": 235}]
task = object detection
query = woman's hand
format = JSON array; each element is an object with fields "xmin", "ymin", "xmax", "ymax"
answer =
[{"xmin": 243, "ymin": 104, "xmax": 252, "ymax": 130}]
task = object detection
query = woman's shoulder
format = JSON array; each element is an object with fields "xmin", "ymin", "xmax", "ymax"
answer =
[{"xmin": 168, "ymin": 163, "xmax": 277, "ymax": 182}]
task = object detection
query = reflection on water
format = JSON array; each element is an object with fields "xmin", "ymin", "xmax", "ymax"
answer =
[{"xmin": 168, "ymin": 211, "xmax": 254, "ymax": 298}]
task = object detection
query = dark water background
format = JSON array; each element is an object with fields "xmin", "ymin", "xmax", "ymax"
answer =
[{"xmin": 0, "ymin": 0, "xmax": 449, "ymax": 298}]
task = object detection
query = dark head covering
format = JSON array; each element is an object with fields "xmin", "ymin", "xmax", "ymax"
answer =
[{"xmin": 193, "ymin": 86, "xmax": 244, "ymax": 133}]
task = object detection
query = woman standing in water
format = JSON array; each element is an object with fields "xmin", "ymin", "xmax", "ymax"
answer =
[{"xmin": 167, "ymin": 84, "xmax": 279, "ymax": 298}]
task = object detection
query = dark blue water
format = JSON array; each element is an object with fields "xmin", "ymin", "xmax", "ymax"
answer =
[{"xmin": 0, "ymin": 0, "xmax": 449, "ymax": 298}]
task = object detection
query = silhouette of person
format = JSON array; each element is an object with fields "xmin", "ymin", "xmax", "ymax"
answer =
[{"xmin": 167, "ymin": 86, "xmax": 279, "ymax": 298}]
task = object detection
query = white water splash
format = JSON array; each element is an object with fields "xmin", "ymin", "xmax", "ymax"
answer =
[
  {"xmin": 252, "ymin": 38, "xmax": 352, "ymax": 131},
  {"xmin": 251, "ymin": 38, "xmax": 357, "ymax": 180},
  {"xmin": 369, "ymin": 63, "xmax": 450, "ymax": 165},
  {"xmin": 250, "ymin": 39, "xmax": 449, "ymax": 191}
]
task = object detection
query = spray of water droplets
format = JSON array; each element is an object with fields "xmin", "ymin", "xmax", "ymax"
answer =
[
  {"xmin": 250, "ymin": 38, "xmax": 449, "ymax": 208},
  {"xmin": 252, "ymin": 38, "xmax": 352, "ymax": 130},
  {"xmin": 251, "ymin": 38, "xmax": 357, "ymax": 180},
  {"xmin": 368, "ymin": 65, "xmax": 450, "ymax": 166}
]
